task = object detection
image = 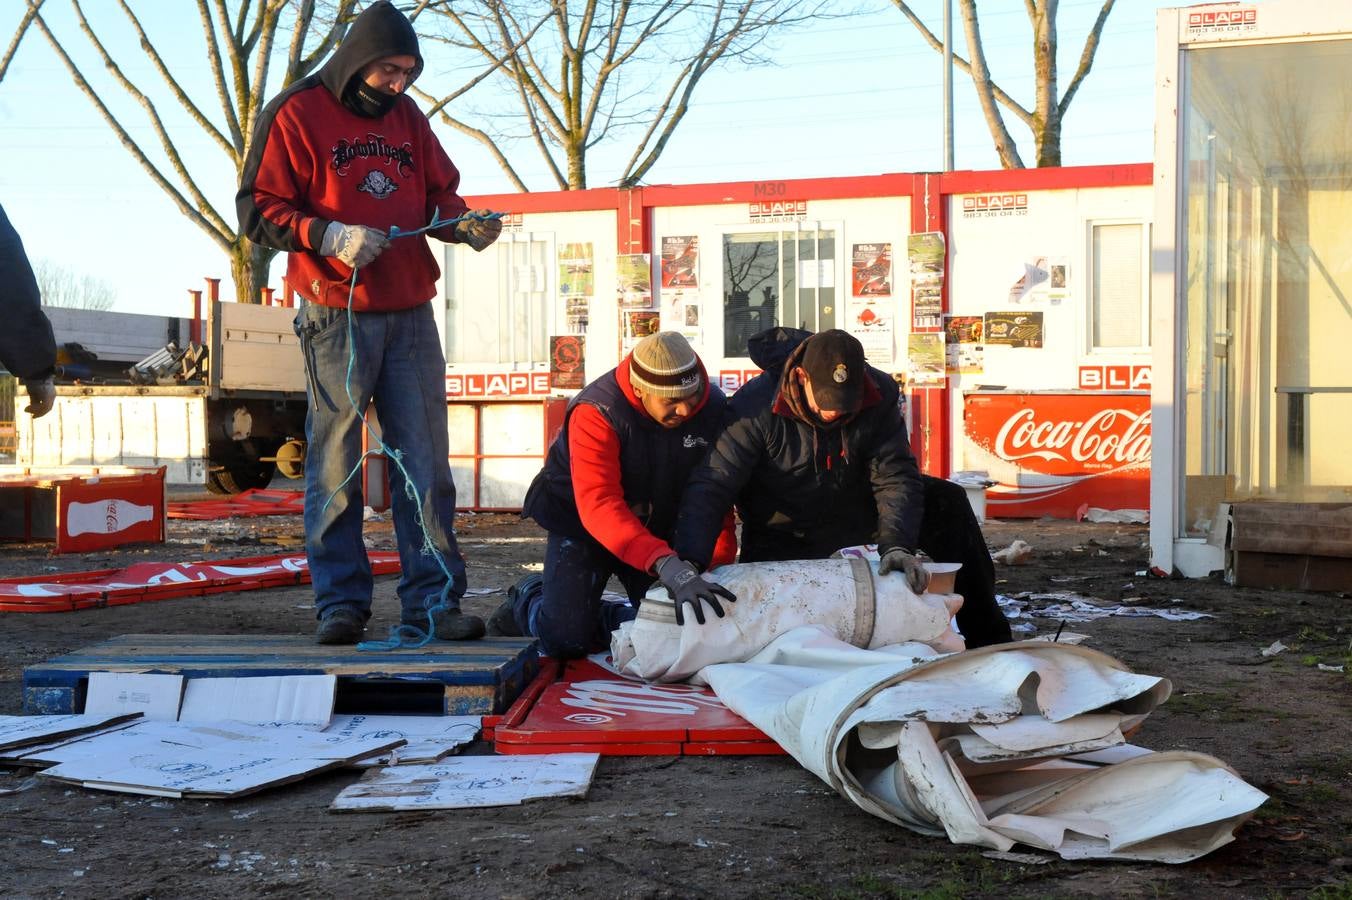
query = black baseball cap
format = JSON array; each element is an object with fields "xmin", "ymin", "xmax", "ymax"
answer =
[{"xmin": 799, "ymin": 329, "xmax": 866, "ymax": 412}]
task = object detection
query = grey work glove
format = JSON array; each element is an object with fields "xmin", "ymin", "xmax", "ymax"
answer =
[
  {"xmin": 454, "ymin": 209, "xmax": 502, "ymax": 252},
  {"xmin": 878, "ymin": 547, "xmax": 931, "ymax": 594},
  {"xmin": 320, "ymin": 221, "xmax": 390, "ymax": 268},
  {"xmin": 22, "ymin": 376, "xmax": 55, "ymax": 419},
  {"xmin": 655, "ymin": 555, "xmax": 736, "ymax": 626}
]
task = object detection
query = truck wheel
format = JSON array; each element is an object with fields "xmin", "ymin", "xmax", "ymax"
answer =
[{"xmin": 206, "ymin": 460, "xmax": 278, "ymax": 495}]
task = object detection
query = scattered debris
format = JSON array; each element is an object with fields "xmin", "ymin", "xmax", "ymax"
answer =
[
  {"xmin": 1080, "ymin": 508, "xmax": 1149, "ymax": 524},
  {"xmin": 1261, "ymin": 641, "xmax": 1288, "ymax": 658},
  {"xmin": 982, "ymin": 850, "xmax": 1053, "ymax": 865},
  {"xmin": 330, "ymin": 753, "xmax": 600, "ymax": 812},
  {"xmin": 992, "ymin": 540, "xmax": 1033, "ymax": 565},
  {"xmin": 999, "ymin": 593, "xmax": 1213, "ymax": 624}
]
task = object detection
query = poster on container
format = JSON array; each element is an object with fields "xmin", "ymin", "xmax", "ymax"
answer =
[
  {"xmin": 907, "ymin": 232, "xmax": 945, "ymax": 330},
  {"xmin": 963, "ymin": 391, "xmax": 1151, "ymax": 519},
  {"xmin": 984, "ymin": 311, "xmax": 1044, "ymax": 348},
  {"xmin": 559, "ymin": 243, "xmax": 593, "ymax": 333},
  {"xmin": 661, "ymin": 236, "xmax": 699, "ymax": 289},
  {"xmin": 851, "ymin": 243, "xmax": 892, "ymax": 297},
  {"xmin": 849, "ymin": 302, "xmax": 894, "ymax": 362},
  {"xmin": 906, "ymin": 332, "xmax": 945, "ymax": 386},
  {"xmin": 944, "ymin": 315, "xmax": 984, "ymax": 374},
  {"xmin": 617, "ymin": 254, "xmax": 653, "ymax": 309},
  {"xmin": 550, "ymin": 335, "xmax": 586, "ymax": 389}
]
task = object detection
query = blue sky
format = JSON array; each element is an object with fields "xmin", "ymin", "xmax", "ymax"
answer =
[{"xmin": 0, "ymin": 0, "xmax": 1172, "ymax": 315}]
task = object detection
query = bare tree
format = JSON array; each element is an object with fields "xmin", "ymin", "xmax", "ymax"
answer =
[
  {"xmin": 34, "ymin": 259, "xmax": 117, "ymax": 310},
  {"xmin": 892, "ymin": 0, "xmax": 1117, "ymax": 168},
  {"xmin": 1, "ymin": 0, "xmax": 44, "ymax": 83},
  {"xmin": 412, "ymin": 0, "xmax": 834, "ymax": 191},
  {"xmin": 20, "ymin": 0, "xmax": 356, "ymax": 304}
]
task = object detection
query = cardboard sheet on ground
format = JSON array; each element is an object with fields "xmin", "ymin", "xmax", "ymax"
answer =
[
  {"xmin": 612, "ymin": 558, "xmax": 964, "ymax": 683},
  {"xmin": 0, "ymin": 713, "xmax": 141, "ymax": 755},
  {"xmin": 330, "ymin": 753, "xmax": 600, "ymax": 812},
  {"xmin": 85, "ymin": 673, "xmax": 185, "ymax": 721},
  {"xmin": 35, "ymin": 720, "xmax": 402, "ymax": 798},
  {"xmin": 325, "ymin": 714, "xmax": 480, "ymax": 765},
  {"xmin": 694, "ymin": 627, "xmax": 1267, "ymax": 863}
]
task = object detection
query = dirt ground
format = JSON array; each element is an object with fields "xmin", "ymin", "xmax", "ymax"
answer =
[{"xmin": 1, "ymin": 504, "xmax": 1349, "ymax": 900}]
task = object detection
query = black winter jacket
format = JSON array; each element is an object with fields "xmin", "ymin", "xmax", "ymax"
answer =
[
  {"xmin": 674, "ymin": 327, "xmax": 923, "ymax": 566},
  {"xmin": 0, "ymin": 203, "xmax": 56, "ymax": 381}
]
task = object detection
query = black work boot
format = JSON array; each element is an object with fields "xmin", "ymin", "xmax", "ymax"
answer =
[
  {"xmin": 316, "ymin": 608, "xmax": 366, "ymax": 645},
  {"xmin": 488, "ymin": 574, "xmax": 544, "ymax": 637},
  {"xmin": 403, "ymin": 607, "xmax": 486, "ymax": 641}
]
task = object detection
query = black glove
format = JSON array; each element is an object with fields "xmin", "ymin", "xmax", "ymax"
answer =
[
  {"xmin": 878, "ymin": 547, "xmax": 931, "ymax": 594},
  {"xmin": 655, "ymin": 555, "xmax": 736, "ymax": 626}
]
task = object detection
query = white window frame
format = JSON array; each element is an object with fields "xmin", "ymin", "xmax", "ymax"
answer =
[{"xmin": 1085, "ymin": 218, "xmax": 1152, "ymax": 356}]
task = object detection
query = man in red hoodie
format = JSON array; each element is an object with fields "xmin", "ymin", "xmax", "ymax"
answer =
[
  {"xmin": 237, "ymin": 2, "xmax": 501, "ymax": 645},
  {"xmin": 489, "ymin": 332, "xmax": 736, "ymax": 659}
]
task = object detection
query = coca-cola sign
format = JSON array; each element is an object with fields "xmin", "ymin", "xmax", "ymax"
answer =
[
  {"xmin": 964, "ymin": 392, "xmax": 1151, "ymax": 518},
  {"xmin": 994, "ymin": 407, "xmax": 1151, "ymax": 471}
]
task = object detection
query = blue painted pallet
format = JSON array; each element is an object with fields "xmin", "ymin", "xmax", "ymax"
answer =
[{"xmin": 23, "ymin": 634, "xmax": 540, "ymax": 717}]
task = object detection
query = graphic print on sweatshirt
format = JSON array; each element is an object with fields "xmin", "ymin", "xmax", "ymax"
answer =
[
  {"xmin": 358, "ymin": 170, "xmax": 399, "ymax": 199},
  {"xmin": 331, "ymin": 133, "xmax": 416, "ymax": 177}
]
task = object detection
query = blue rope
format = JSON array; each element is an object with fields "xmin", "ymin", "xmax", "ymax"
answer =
[{"xmin": 309, "ymin": 208, "xmax": 502, "ymax": 651}]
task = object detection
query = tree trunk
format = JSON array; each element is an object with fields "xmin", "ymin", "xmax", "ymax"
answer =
[
  {"xmin": 1031, "ymin": 0, "xmax": 1060, "ymax": 167},
  {"xmin": 230, "ymin": 239, "xmax": 276, "ymax": 306},
  {"xmin": 566, "ymin": 138, "xmax": 586, "ymax": 190}
]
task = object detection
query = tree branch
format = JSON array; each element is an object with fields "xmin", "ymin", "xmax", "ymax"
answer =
[
  {"xmin": 890, "ymin": 0, "xmax": 1033, "ymax": 126},
  {"xmin": 1059, "ymin": 0, "xmax": 1115, "ymax": 116},
  {"xmin": 1, "ymin": 0, "xmax": 44, "ymax": 83}
]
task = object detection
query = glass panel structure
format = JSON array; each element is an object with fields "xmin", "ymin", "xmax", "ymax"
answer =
[{"xmin": 1178, "ymin": 40, "xmax": 1352, "ymax": 534}]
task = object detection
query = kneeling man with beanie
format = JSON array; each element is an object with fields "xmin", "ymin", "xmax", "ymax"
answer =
[{"xmin": 490, "ymin": 332, "xmax": 737, "ymax": 658}]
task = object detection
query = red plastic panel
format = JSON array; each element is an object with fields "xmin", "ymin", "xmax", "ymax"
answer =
[{"xmin": 0, "ymin": 551, "xmax": 401, "ymax": 613}]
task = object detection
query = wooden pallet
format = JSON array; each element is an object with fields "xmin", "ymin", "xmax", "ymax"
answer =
[{"xmin": 23, "ymin": 634, "xmax": 539, "ymax": 717}]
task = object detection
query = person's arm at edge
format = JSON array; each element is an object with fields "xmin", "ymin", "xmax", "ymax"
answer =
[{"xmin": 0, "ymin": 205, "xmax": 56, "ymax": 381}]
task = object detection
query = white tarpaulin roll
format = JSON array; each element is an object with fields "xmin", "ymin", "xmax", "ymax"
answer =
[
  {"xmin": 699, "ymin": 627, "xmax": 1267, "ymax": 863},
  {"xmin": 611, "ymin": 558, "xmax": 965, "ymax": 683}
]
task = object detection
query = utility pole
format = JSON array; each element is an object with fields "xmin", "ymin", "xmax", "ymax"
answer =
[{"xmin": 942, "ymin": 0, "xmax": 954, "ymax": 171}]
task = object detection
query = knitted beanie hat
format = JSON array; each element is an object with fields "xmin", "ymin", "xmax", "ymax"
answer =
[{"xmin": 629, "ymin": 331, "xmax": 702, "ymax": 398}]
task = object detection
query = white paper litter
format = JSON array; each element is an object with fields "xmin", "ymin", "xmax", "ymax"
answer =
[
  {"xmin": 323, "ymin": 714, "xmax": 480, "ymax": 765},
  {"xmin": 330, "ymin": 753, "xmax": 600, "ymax": 812},
  {"xmin": 1260, "ymin": 641, "xmax": 1288, "ymax": 658},
  {"xmin": 1000, "ymin": 593, "xmax": 1213, "ymax": 624}
]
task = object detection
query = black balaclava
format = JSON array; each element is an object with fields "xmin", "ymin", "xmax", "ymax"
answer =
[{"xmin": 317, "ymin": 1, "xmax": 425, "ymax": 119}]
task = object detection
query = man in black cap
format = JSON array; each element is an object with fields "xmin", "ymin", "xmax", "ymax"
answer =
[{"xmin": 674, "ymin": 327, "xmax": 1012, "ymax": 648}]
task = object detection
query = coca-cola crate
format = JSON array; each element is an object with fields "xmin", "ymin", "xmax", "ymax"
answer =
[{"xmin": 0, "ymin": 465, "xmax": 166, "ymax": 553}]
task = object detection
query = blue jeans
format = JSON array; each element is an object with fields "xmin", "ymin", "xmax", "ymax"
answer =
[
  {"xmin": 295, "ymin": 300, "xmax": 467, "ymax": 622},
  {"xmin": 511, "ymin": 532, "xmax": 646, "ymax": 659}
]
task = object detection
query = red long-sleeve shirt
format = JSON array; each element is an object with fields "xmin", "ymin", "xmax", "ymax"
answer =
[{"xmin": 569, "ymin": 358, "xmax": 737, "ymax": 574}]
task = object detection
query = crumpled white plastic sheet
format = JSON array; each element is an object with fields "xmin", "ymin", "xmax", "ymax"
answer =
[
  {"xmin": 611, "ymin": 558, "xmax": 965, "ymax": 683},
  {"xmin": 697, "ymin": 627, "xmax": 1267, "ymax": 863}
]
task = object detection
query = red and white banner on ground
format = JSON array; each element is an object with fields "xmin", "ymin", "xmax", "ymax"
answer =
[{"xmin": 0, "ymin": 552, "xmax": 401, "ymax": 613}]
